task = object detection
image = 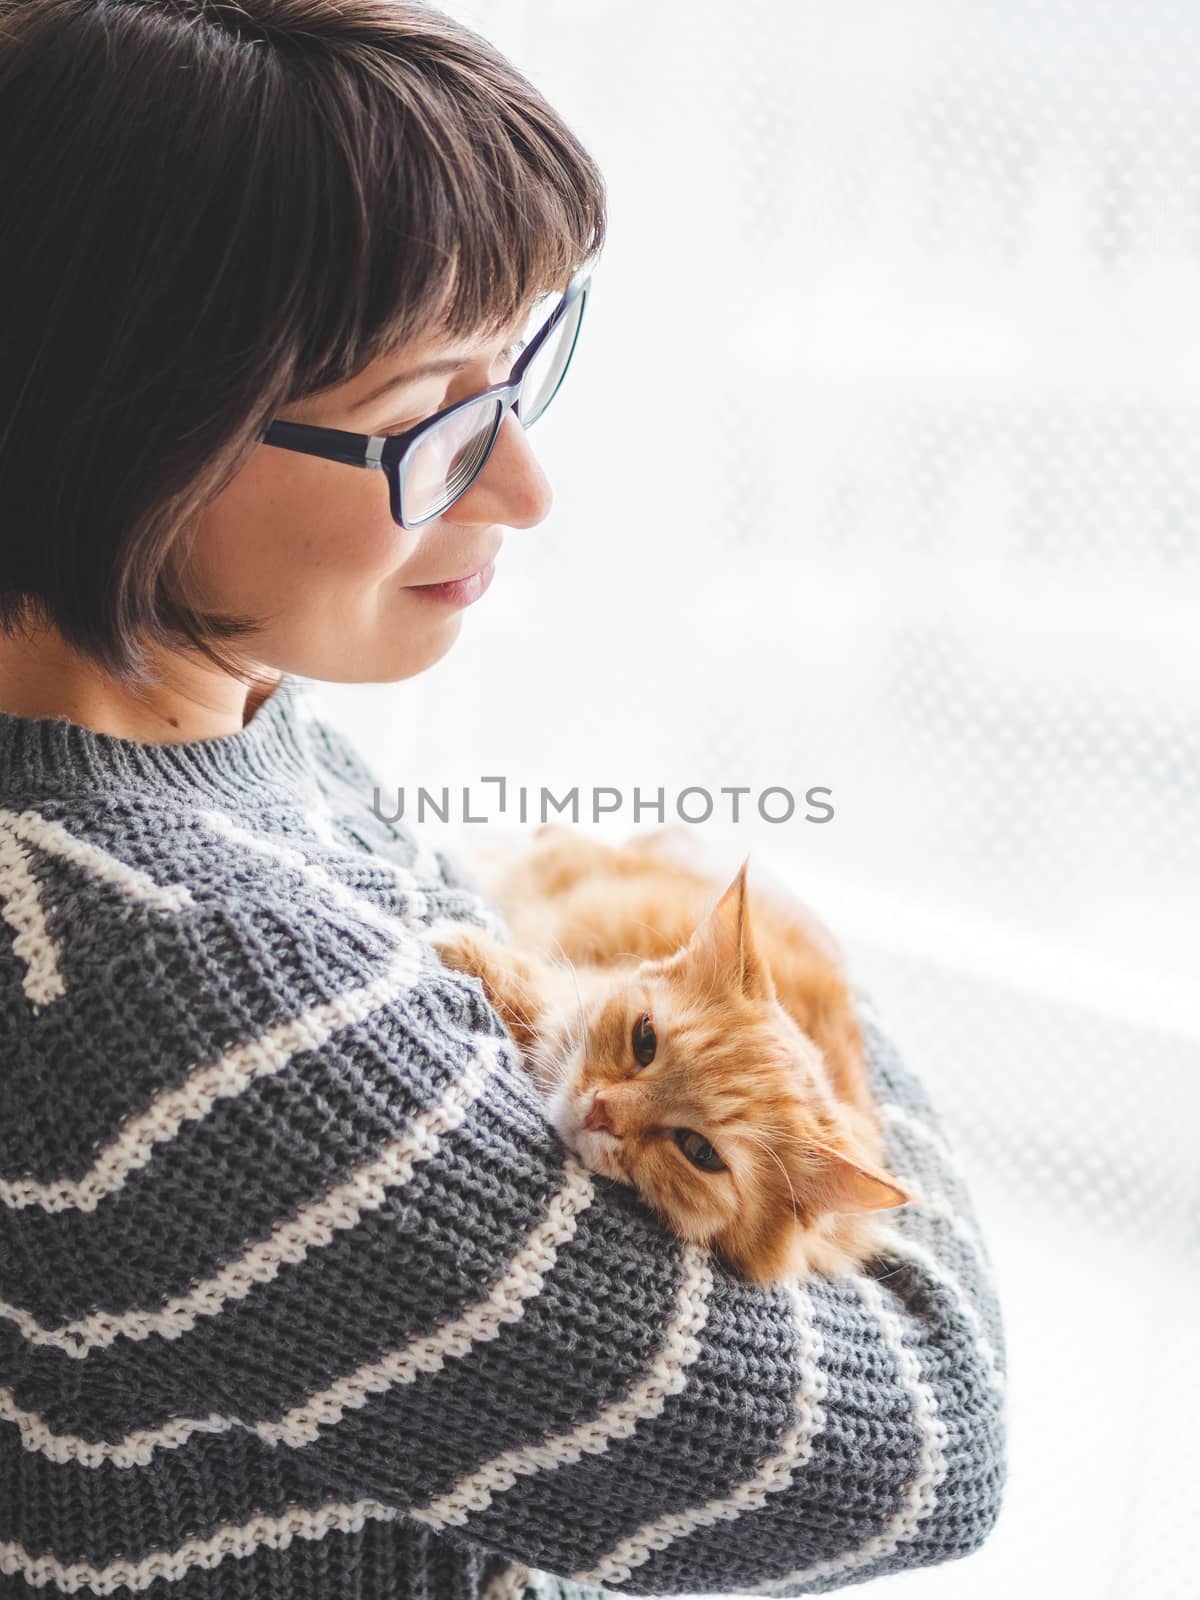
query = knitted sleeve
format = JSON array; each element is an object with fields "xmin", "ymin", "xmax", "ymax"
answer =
[
  {"xmin": 3, "ymin": 813, "xmax": 1007, "ymax": 1597},
  {"xmin": 298, "ymin": 701, "xmax": 507, "ymax": 936}
]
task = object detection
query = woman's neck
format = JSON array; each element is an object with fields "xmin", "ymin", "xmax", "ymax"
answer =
[{"xmin": 0, "ymin": 623, "xmax": 282, "ymax": 743}]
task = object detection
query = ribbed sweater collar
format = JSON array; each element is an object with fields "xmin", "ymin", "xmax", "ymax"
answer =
[{"xmin": 0, "ymin": 672, "xmax": 319, "ymax": 807}]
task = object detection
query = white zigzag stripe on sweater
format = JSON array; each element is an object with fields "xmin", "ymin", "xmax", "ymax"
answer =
[
  {"xmin": 1, "ymin": 1483, "xmax": 633, "ymax": 1599},
  {"xmin": 411, "ymin": 1246, "xmax": 714, "ymax": 1532},
  {"xmin": 0, "ymin": 1158, "xmax": 972, "ymax": 1593},
  {"xmin": 299, "ymin": 782, "xmax": 446, "ymax": 909},
  {"xmin": 0, "ymin": 820, "xmax": 64, "ymax": 1005},
  {"xmin": 0, "ymin": 1094, "xmax": 960, "ymax": 1459},
  {"xmin": 588, "ymin": 1186, "xmax": 1000, "ymax": 1586},
  {"xmin": 870, "ymin": 1056, "xmax": 1002, "ymax": 1365},
  {"xmin": 3, "ymin": 1023, "xmax": 500, "ymax": 1355},
  {"xmin": 0, "ymin": 806, "xmax": 194, "ymax": 1005},
  {"xmin": 0, "ymin": 1126, "xmax": 601, "ymax": 1465},
  {"xmin": 746, "ymin": 1272, "xmax": 951, "ymax": 1596},
  {"xmin": 0, "ymin": 938, "xmax": 426, "ymax": 1216},
  {"xmin": 0, "ymin": 1254, "xmax": 953, "ymax": 1593},
  {"xmin": 196, "ymin": 806, "xmax": 431, "ymax": 933},
  {"xmin": 285, "ymin": 704, "xmax": 453, "ymax": 900},
  {"xmin": 879, "ymin": 1104, "xmax": 998, "ymax": 1280},
  {"xmin": 1, "ymin": 993, "xmax": 511, "ymax": 1364},
  {"xmin": 0, "ymin": 1490, "xmax": 608, "ymax": 1599},
  {"xmin": 872, "ymin": 1220, "xmax": 1007, "ymax": 1398},
  {"xmin": 200, "ymin": 803, "xmax": 506, "ymax": 943},
  {"xmin": 574, "ymin": 1276, "xmax": 826, "ymax": 1587},
  {"xmin": 253, "ymin": 1160, "xmax": 597, "ymax": 1452},
  {"xmin": 0, "ymin": 1489, "xmax": 407, "ymax": 1597}
]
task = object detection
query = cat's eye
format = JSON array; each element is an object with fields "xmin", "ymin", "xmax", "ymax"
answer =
[
  {"xmin": 674, "ymin": 1128, "xmax": 726, "ymax": 1173},
  {"xmin": 631, "ymin": 1012, "xmax": 657, "ymax": 1068}
]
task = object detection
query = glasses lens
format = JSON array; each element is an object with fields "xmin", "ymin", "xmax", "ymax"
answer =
[
  {"xmin": 402, "ymin": 395, "xmax": 503, "ymax": 524},
  {"xmin": 518, "ymin": 288, "xmax": 586, "ymax": 427}
]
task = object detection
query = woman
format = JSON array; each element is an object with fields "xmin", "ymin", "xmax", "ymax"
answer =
[{"xmin": 0, "ymin": 4, "xmax": 1007, "ymax": 1598}]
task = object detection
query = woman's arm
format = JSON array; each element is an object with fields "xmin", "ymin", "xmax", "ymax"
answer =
[{"xmin": 3, "ymin": 850, "xmax": 1006, "ymax": 1596}]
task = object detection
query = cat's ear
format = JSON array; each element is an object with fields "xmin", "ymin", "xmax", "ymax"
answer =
[
  {"xmin": 807, "ymin": 1139, "xmax": 920, "ymax": 1214},
  {"xmin": 685, "ymin": 857, "xmax": 775, "ymax": 1003}
]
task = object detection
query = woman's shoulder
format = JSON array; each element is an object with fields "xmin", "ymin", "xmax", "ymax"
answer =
[
  {"xmin": 0, "ymin": 780, "xmax": 514, "ymax": 1167},
  {"xmin": 1, "ymin": 778, "xmax": 501, "ymax": 942},
  {"xmin": 0, "ymin": 782, "xmax": 507, "ymax": 1076},
  {"xmin": 286, "ymin": 684, "xmax": 506, "ymax": 929}
]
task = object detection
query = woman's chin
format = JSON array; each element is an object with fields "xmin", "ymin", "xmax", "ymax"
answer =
[
  {"xmin": 291, "ymin": 611, "xmax": 465, "ymax": 684},
  {"xmin": 372, "ymin": 605, "xmax": 465, "ymax": 677},
  {"xmin": 392, "ymin": 613, "xmax": 464, "ymax": 677}
]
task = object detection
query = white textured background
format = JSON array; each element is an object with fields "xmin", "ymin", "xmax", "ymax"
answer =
[{"xmin": 306, "ymin": 3, "xmax": 1200, "ymax": 1595}]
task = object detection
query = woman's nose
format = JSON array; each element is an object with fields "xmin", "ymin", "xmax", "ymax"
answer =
[{"xmin": 450, "ymin": 410, "xmax": 554, "ymax": 529}]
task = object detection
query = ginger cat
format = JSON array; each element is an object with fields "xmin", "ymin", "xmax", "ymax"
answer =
[{"xmin": 431, "ymin": 826, "xmax": 918, "ymax": 1284}]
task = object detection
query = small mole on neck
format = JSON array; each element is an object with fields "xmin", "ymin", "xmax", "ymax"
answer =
[{"xmin": 166, "ymin": 716, "xmax": 180, "ymax": 729}]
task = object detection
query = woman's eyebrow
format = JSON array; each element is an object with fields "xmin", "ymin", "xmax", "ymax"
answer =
[
  {"xmin": 350, "ymin": 298, "xmax": 545, "ymax": 414},
  {"xmin": 351, "ymin": 355, "xmax": 472, "ymax": 412}
]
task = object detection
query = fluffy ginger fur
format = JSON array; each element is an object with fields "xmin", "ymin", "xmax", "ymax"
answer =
[{"xmin": 432, "ymin": 826, "xmax": 918, "ymax": 1284}]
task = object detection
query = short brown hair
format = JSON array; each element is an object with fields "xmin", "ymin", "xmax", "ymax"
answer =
[{"xmin": 0, "ymin": 0, "xmax": 606, "ymax": 682}]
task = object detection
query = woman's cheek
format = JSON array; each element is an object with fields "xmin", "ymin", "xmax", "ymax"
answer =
[
  {"xmin": 194, "ymin": 448, "xmax": 407, "ymax": 606},
  {"xmin": 271, "ymin": 460, "xmax": 403, "ymax": 576}
]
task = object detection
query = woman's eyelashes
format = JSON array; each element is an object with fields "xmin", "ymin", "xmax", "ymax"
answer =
[{"xmin": 380, "ymin": 415, "xmax": 424, "ymax": 436}]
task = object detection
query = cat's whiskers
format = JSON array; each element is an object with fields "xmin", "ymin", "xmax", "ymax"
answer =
[
  {"xmin": 544, "ymin": 939, "xmax": 590, "ymax": 1088},
  {"xmin": 497, "ymin": 989, "xmax": 543, "ymax": 1043},
  {"xmin": 865, "ymin": 1259, "xmax": 908, "ymax": 1286},
  {"xmin": 737, "ymin": 1127, "xmax": 801, "ymax": 1225}
]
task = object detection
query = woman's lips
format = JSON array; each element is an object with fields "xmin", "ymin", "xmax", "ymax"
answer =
[{"xmin": 409, "ymin": 557, "xmax": 496, "ymax": 608}]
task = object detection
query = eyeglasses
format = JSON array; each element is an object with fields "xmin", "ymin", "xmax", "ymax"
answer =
[{"xmin": 259, "ymin": 270, "xmax": 590, "ymax": 529}]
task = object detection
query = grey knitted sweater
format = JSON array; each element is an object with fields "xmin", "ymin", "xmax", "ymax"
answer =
[{"xmin": 0, "ymin": 672, "xmax": 1007, "ymax": 1600}]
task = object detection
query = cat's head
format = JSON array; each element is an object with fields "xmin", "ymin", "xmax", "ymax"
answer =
[{"xmin": 540, "ymin": 859, "xmax": 915, "ymax": 1282}]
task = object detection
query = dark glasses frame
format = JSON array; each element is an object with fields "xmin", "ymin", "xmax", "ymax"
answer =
[{"xmin": 259, "ymin": 270, "xmax": 591, "ymax": 529}]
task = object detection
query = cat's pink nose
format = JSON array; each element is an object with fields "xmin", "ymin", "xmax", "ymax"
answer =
[{"xmin": 583, "ymin": 1091, "xmax": 613, "ymax": 1134}]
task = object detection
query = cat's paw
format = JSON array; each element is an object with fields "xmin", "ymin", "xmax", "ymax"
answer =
[{"xmin": 427, "ymin": 920, "xmax": 492, "ymax": 978}]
